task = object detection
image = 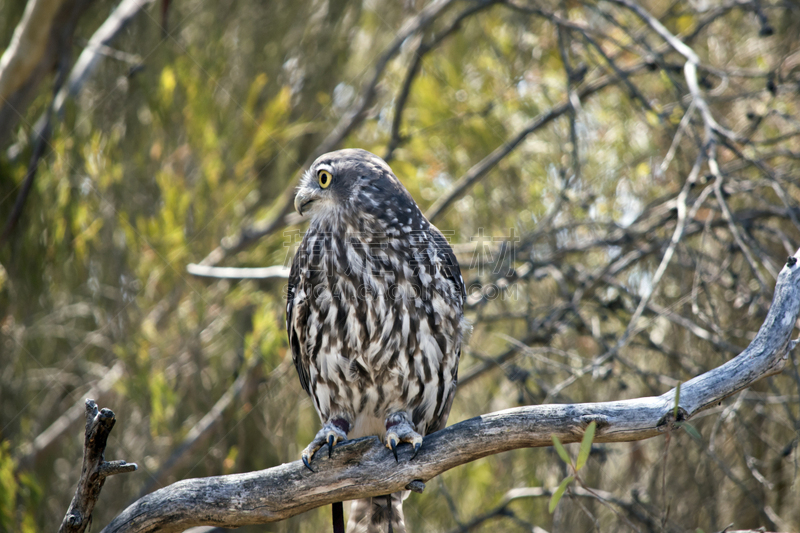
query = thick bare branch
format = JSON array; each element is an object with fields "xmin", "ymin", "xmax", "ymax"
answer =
[{"xmin": 100, "ymin": 250, "xmax": 799, "ymax": 533}]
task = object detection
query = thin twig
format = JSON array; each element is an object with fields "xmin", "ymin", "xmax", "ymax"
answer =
[{"xmin": 425, "ymin": 61, "xmax": 649, "ymax": 221}]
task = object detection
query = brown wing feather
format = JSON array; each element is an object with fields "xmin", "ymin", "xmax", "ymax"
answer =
[
  {"xmin": 286, "ymin": 252, "xmax": 311, "ymax": 395},
  {"xmin": 427, "ymin": 224, "xmax": 465, "ymax": 434}
]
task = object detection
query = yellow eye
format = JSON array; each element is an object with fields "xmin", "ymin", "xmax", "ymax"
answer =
[{"xmin": 318, "ymin": 169, "xmax": 332, "ymax": 189}]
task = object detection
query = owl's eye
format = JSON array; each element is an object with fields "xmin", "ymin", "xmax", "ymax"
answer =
[{"xmin": 318, "ymin": 169, "xmax": 332, "ymax": 189}]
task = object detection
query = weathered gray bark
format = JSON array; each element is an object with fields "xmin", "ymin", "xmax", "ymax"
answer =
[
  {"xmin": 97, "ymin": 250, "xmax": 800, "ymax": 533},
  {"xmin": 58, "ymin": 400, "xmax": 137, "ymax": 533}
]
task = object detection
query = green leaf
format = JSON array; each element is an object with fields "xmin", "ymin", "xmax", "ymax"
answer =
[
  {"xmin": 678, "ymin": 422, "xmax": 702, "ymax": 442},
  {"xmin": 549, "ymin": 476, "xmax": 574, "ymax": 513},
  {"xmin": 552, "ymin": 434, "xmax": 571, "ymax": 466},
  {"xmin": 576, "ymin": 421, "xmax": 596, "ymax": 471}
]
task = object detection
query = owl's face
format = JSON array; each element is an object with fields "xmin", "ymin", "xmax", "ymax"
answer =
[{"xmin": 294, "ymin": 149, "xmax": 409, "ymax": 219}]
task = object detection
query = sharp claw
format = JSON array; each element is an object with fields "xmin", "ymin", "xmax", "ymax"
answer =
[
  {"xmin": 302, "ymin": 455, "xmax": 315, "ymax": 473},
  {"xmin": 412, "ymin": 442, "xmax": 421, "ymax": 459},
  {"xmin": 390, "ymin": 438, "xmax": 398, "ymax": 462},
  {"xmin": 328, "ymin": 434, "xmax": 335, "ymax": 457}
]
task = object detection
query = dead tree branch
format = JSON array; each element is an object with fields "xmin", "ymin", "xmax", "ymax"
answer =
[
  {"xmin": 99, "ymin": 250, "xmax": 799, "ymax": 532},
  {"xmin": 58, "ymin": 399, "xmax": 137, "ymax": 533}
]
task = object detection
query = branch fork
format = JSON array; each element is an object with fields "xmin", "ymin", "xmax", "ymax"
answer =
[{"xmin": 58, "ymin": 399, "xmax": 137, "ymax": 533}]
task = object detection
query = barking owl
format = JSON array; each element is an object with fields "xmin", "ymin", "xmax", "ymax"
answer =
[{"xmin": 286, "ymin": 149, "xmax": 466, "ymax": 532}]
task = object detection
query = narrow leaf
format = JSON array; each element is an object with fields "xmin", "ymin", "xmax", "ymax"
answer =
[
  {"xmin": 576, "ymin": 421, "xmax": 596, "ymax": 471},
  {"xmin": 548, "ymin": 475, "xmax": 574, "ymax": 513},
  {"xmin": 679, "ymin": 422, "xmax": 702, "ymax": 442},
  {"xmin": 552, "ymin": 434, "xmax": 571, "ymax": 466}
]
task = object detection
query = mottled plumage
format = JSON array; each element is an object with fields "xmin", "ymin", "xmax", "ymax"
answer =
[{"xmin": 286, "ymin": 149, "xmax": 466, "ymax": 532}]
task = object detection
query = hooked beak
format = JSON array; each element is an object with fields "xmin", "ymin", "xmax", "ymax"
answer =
[{"xmin": 294, "ymin": 188, "xmax": 317, "ymax": 217}]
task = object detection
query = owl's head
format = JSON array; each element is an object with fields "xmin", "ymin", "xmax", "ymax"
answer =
[{"xmin": 294, "ymin": 149, "xmax": 414, "ymax": 220}]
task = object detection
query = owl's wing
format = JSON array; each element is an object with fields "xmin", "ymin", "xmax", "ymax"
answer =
[
  {"xmin": 427, "ymin": 224, "xmax": 466, "ymax": 435},
  {"xmin": 427, "ymin": 363, "xmax": 458, "ymax": 434},
  {"xmin": 286, "ymin": 255, "xmax": 311, "ymax": 396},
  {"xmin": 430, "ymin": 225, "xmax": 466, "ymax": 302}
]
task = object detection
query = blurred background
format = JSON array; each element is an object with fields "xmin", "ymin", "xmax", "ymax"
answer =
[{"xmin": 1, "ymin": 0, "xmax": 799, "ymax": 531}]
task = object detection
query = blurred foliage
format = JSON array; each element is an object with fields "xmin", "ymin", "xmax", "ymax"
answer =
[{"xmin": 1, "ymin": 0, "xmax": 799, "ymax": 531}]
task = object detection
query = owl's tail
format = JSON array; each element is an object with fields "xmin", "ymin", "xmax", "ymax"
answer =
[
  {"xmin": 333, "ymin": 501, "xmax": 345, "ymax": 533},
  {"xmin": 346, "ymin": 492, "xmax": 408, "ymax": 533}
]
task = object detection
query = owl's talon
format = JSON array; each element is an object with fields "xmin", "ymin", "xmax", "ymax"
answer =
[
  {"xmin": 302, "ymin": 455, "xmax": 315, "ymax": 472},
  {"xmin": 385, "ymin": 413, "xmax": 424, "ymax": 461},
  {"xmin": 301, "ymin": 419, "xmax": 349, "ymax": 468}
]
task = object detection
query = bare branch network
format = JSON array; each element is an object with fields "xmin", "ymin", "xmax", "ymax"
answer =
[{"xmin": 78, "ymin": 251, "xmax": 799, "ymax": 533}]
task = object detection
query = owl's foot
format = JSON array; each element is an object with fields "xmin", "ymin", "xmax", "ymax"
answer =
[
  {"xmin": 385, "ymin": 413, "xmax": 423, "ymax": 462},
  {"xmin": 301, "ymin": 418, "xmax": 350, "ymax": 472}
]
